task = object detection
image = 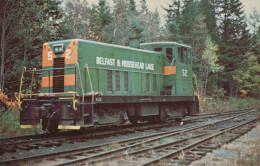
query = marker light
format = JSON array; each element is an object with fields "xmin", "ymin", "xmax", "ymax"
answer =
[{"xmin": 53, "ymin": 44, "xmax": 64, "ymax": 53}]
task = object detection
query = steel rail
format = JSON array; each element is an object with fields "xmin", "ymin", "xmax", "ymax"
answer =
[
  {"xmin": 0, "ymin": 108, "xmax": 248, "ymax": 151},
  {"xmin": 49, "ymin": 109, "xmax": 258, "ymax": 166},
  {"xmin": 141, "ymin": 117, "xmax": 259, "ymax": 166},
  {"xmin": 56, "ymin": 110, "xmax": 259, "ymax": 166},
  {"xmin": 0, "ymin": 109, "xmax": 257, "ymax": 165}
]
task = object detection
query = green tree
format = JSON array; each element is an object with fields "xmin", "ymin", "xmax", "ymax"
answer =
[
  {"xmin": 249, "ymin": 9, "xmax": 260, "ymax": 56},
  {"xmin": 93, "ymin": 0, "xmax": 113, "ymax": 42},
  {"xmin": 112, "ymin": 0, "xmax": 130, "ymax": 45},
  {"xmin": 180, "ymin": 0, "xmax": 200, "ymax": 43},
  {"xmin": 164, "ymin": 0, "xmax": 182, "ymax": 41},
  {"xmin": 249, "ymin": 8, "xmax": 260, "ymax": 35},
  {"xmin": 233, "ymin": 54, "xmax": 260, "ymax": 98},
  {"xmin": 218, "ymin": 0, "xmax": 251, "ymax": 96},
  {"xmin": 63, "ymin": 0, "xmax": 90, "ymax": 39},
  {"xmin": 127, "ymin": 0, "xmax": 137, "ymax": 14},
  {"xmin": 0, "ymin": 0, "xmax": 18, "ymax": 91},
  {"xmin": 138, "ymin": 8, "xmax": 166, "ymax": 42},
  {"xmin": 1, "ymin": 0, "xmax": 64, "ymax": 94},
  {"xmin": 191, "ymin": 13, "xmax": 208, "ymax": 64},
  {"xmin": 199, "ymin": 0, "xmax": 219, "ymax": 43},
  {"xmin": 200, "ymin": 36, "xmax": 224, "ymax": 98}
]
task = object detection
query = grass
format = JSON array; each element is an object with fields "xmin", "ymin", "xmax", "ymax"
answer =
[
  {"xmin": 0, "ymin": 107, "xmax": 41, "ymax": 138},
  {"xmin": 201, "ymin": 97, "xmax": 260, "ymax": 113}
]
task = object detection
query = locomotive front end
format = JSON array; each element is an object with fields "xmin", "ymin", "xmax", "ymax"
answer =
[{"xmin": 19, "ymin": 39, "xmax": 85, "ymax": 132}]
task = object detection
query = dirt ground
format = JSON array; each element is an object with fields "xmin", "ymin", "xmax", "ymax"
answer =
[{"xmin": 191, "ymin": 122, "xmax": 260, "ymax": 166}]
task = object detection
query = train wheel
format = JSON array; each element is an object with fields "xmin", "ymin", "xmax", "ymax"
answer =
[
  {"xmin": 129, "ymin": 116, "xmax": 138, "ymax": 124},
  {"xmin": 48, "ymin": 120, "xmax": 59, "ymax": 133}
]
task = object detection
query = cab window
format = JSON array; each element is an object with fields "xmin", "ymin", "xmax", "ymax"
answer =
[
  {"xmin": 178, "ymin": 48, "xmax": 184, "ymax": 63},
  {"xmin": 178, "ymin": 47, "xmax": 191, "ymax": 64},
  {"xmin": 154, "ymin": 48, "xmax": 162, "ymax": 52},
  {"xmin": 166, "ymin": 48, "xmax": 173, "ymax": 63}
]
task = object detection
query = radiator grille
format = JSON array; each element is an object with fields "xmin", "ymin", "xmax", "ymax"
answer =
[
  {"xmin": 53, "ymin": 57, "xmax": 64, "ymax": 93},
  {"xmin": 116, "ymin": 71, "xmax": 120, "ymax": 91},
  {"xmin": 146, "ymin": 74, "xmax": 150, "ymax": 91},
  {"xmin": 107, "ymin": 70, "xmax": 112, "ymax": 91},
  {"xmin": 153, "ymin": 75, "xmax": 156, "ymax": 91},
  {"xmin": 124, "ymin": 72, "xmax": 128, "ymax": 91}
]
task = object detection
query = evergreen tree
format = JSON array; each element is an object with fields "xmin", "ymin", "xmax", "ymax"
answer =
[
  {"xmin": 129, "ymin": 13, "xmax": 144, "ymax": 39},
  {"xmin": 140, "ymin": 0, "xmax": 149, "ymax": 13},
  {"xmin": 218, "ymin": 0, "xmax": 251, "ymax": 96},
  {"xmin": 63, "ymin": 0, "xmax": 89, "ymax": 39},
  {"xmin": 112, "ymin": 0, "xmax": 130, "ymax": 45},
  {"xmin": 91, "ymin": 0, "xmax": 113, "ymax": 42},
  {"xmin": 0, "ymin": 0, "xmax": 18, "ymax": 91},
  {"xmin": 249, "ymin": 9, "xmax": 260, "ymax": 56},
  {"xmin": 127, "ymin": 0, "xmax": 137, "ymax": 14},
  {"xmin": 233, "ymin": 53, "xmax": 260, "ymax": 98},
  {"xmin": 199, "ymin": 0, "xmax": 219, "ymax": 43},
  {"xmin": 164, "ymin": 0, "xmax": 182, "ymax": 41},
  {"xmin": 249, "ymin": 8, "xmax": 260, "ymax": 34},
  {"xmin": 180, "ymin": 0, "xmax": 200, "ymax": 43},
  {"xmin": 1, "ymin": 0, "xmax": 64, "ymax": 94},
  {"xmin": 97, "ymin": 0, "xmax": 112, "ymax": 28}
]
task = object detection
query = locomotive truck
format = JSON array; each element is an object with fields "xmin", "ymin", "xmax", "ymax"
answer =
[{"xmin": 18, "ymin": 39, "xmax": 199, "ymax": 132}]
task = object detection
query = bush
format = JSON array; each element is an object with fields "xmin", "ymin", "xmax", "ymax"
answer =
[
  {"xmin": 0, "ymin": 108, "xmax": 41, "ymax": 138},
  {"xmin": 201, "ymin": 97, "xmax": 260, "ymax": 113}
]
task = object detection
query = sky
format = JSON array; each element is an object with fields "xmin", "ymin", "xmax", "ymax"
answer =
[{"xmin": 88, "ymin": 0, "xmax": 260, "ymax": 25}]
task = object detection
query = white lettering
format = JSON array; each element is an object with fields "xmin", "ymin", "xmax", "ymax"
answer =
[
  {"xmin": 96, "ymin": 56, "xmax": 155, "ymax": 71},
  {"xmin": 145, "ymin": 63, "xmax": 154, "ymax": 71},
  {"xmin": 182, "ymin": 69, "xmax": 188, "ymax": 77},
  {"xmin": 48, "ymin": 51, "xmax": 53, "ymax": 61},
  {"xmin": 65, "ymin": 49, "xmax": 72, "ymax": 59},
  {"xmin": 96, "ymin": 57, "xmax": 115, "ymax": 66}
]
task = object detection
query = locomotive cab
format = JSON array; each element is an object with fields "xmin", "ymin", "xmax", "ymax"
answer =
[{"xmin": 140, "ymin": 42, "xmax": 193, "ymax": 96}]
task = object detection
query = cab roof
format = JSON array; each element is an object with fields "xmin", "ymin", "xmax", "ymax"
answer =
[{"xmin": 140, "ymin": 42, "xmax": 191, "ymax": 49}]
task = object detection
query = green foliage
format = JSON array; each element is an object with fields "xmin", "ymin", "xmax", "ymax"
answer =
[
  {"xmin": 195, "ymin": 36, "xmax": 224, "ymax": 98},
  {"xmin": 129, "ymin": 13, "xmax": 144, "ymax": 39},
  {"xmin": 180, "ymin": 0, "xmax": 200, "ymax": 43},
  {"xmin": 0, "ymin": 0, "xmax": 64, "ymax": 95},
  {"xmin": 218, "ymin": 0, "xmax": 251, "ymax": 96},
  {"xmin": 199, "ymin": 0, "xmax": 219, "ymax": 43},
  {"xmin": 0, "ymin": 108, "xmax": 41, "ymax": 138},
  {"xmin": 233, "ymin": 53, "xmax": 260, "ymax": 95},
  {"xmin": 112, "ymin": 0, "xmax": 131, "ymax": 45},
  {"xmin": 164, "ymin": 0, "xmax": 182, "ymax": 41},
  {"xmin": 202, "ymin": 37, "xmax": 223, "ymax": 73},
  {"xmin": 202, "ymin": 97, "xmax": 260, "ymax": 113},
  {"xmin": 127, "ymin": 0, "xmax": 137, "ymax": 14}
]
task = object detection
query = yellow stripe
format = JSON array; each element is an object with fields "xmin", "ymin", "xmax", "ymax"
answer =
[
  {"xmin": 58, "ymin": 125, "xmax": 81, "ymax": 130},
  {"xmin": 21, "ymin": 125, "xmax": 41, "ymax": 129}
]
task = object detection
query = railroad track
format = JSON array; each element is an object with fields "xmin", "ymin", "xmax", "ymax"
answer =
[
  {"xmin": 0, "ymin": 108, "xmax": 250, "ymax": 156},
  {"xmin": 1, "ymin": 108, "xmax": 259, "ymax": 166}
]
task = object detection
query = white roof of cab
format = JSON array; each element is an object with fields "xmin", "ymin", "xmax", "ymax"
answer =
[{"xmin": 140, "ymin": 41, "xmax": 191, "ymax": 48}]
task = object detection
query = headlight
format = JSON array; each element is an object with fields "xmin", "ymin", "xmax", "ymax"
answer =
[
  {"xmin": 53, "ymin": 44, "xmax": 64, "ymax": 53},
  {"xmin": 54, "ymin": 47, "xmax": 59, "ymax": 52}
]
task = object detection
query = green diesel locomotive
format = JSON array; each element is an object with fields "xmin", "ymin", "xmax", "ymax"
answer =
[{"xmin": 18, "ymin": 39, "xmax": 199, "ymax": 132}]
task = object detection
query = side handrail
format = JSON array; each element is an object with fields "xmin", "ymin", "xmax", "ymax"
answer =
[
  {"xmin": 29, "ymin": 68, "xmax": 36, "ymax": 98},
  {"xmin": 85, "ymin": 64, "xmax": 94, "ymax": 103},
  {"xmin": 76, "ymin": 63, "xmax": 85, "ymax": 103},
  {"xmin": 193, "ymin": 74, "xmax": 200, "ymax": 100},
  {"xmin": 167, "ymin": 58, "xmax": 175, "ymax": 75},
  {"xmin": 18, "ymin": 67, "xmax": 26, "ymax": 110}
]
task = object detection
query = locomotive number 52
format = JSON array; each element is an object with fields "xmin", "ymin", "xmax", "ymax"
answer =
[{"xmin": 182, "ymin": 69, "xmax": 188, "ymax": 77}]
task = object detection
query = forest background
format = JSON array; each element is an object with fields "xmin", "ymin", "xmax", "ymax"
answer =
[{"xmin": 1, "ymin": 0, "xmax": 260, "ymax": 100}]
